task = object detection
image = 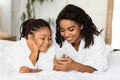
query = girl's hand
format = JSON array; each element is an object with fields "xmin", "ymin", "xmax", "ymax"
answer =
[
  {"xmin": 27, "ymin": 37, "xmax": 39, "ymax": 53},
  {"xmin": 53, "ymin": 55, "xmax": 77, "ymax": 71},
  {"xmin": 19, "ymin": 66, "xmax": 31, "ymax": 73},
  {"xmin": 19, "ymin": 66, "xmax": 43, "ymax": 73}
]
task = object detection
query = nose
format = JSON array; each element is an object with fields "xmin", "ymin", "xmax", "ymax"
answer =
[
  {"xmin": 63, "ymin": 31, "xmax": 69, "ymax": 38},
  {"xmin": 45, "ymin": 39, "xmax": 49, "ymax": 44},
  {"xmin": 44, "ymin": 39, "xmax": 51, "ymax": 46}
]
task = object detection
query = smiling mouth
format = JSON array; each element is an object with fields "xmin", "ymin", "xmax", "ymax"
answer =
[
  {"xmin": 42, "ymin": 45, "xmax": 50, "ymax": 49},
  {"xmin": 42, "ymin": 46, "xmax": 48, "ymax": 49},
  {"xmin": 66, "ymin": 38, "xmax": 73, "ymax": 42}
]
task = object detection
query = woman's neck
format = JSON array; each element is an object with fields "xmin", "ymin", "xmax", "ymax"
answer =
[{"xmin": 72, "ymin": 38, "xmax": 81, "ymax": 51}]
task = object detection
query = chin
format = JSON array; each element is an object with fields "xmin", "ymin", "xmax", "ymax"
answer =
[
  {"xmin": 38, "ymin": 48, "xmax": 47, "ymax": 53},
  {"xmin": 67, "ymin": 40, "xmax": 74, "ymax": 44},
  {"xmin": 40, "ymin": 49, "xmax": 48, "ymax": 53}
]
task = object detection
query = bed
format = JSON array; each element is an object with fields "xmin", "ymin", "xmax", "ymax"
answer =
[{"xmin": 0, "ymin": 39, "xmax": 120, "ymax": 80}]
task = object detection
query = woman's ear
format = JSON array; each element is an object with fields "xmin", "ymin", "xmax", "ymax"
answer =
[{"xmin": 80, "ymin": 24, "xmax": 84, "ymax": 30}]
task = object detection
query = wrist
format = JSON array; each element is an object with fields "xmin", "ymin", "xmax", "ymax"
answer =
[
  {"xmin": 74, "ymin": 62, "xmax": 80, "ymax": 71},
  {"xmin": 30, "ymin": 51, "xmax": 39, "ymax": 57},
  {"xmin": 29, "ymin": 68, "xmax": 32, "ymax": 72},
  {"xmin": 31, "ymin": 50, "xmax": 39, "ymax": 54}
]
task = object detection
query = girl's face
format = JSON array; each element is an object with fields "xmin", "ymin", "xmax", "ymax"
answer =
[
  {"xmin": 32, "ymin": 27, "xmax": 52, "ymax": 52},
  {"xmin": 59, "ymin": 19, "xmax": 83, "ymax": 44}
]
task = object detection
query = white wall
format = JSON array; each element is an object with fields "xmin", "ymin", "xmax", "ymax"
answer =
[
  {"xmin": 112, "ymin": 0, "xmax": 120, "ymax": 49},
  {"xmin": 0, "ymin": 0, "xmax": 11, "ymax": 34},
  {"xmin": 11, "ymin": 0, "xmax": 26, "ymax": 39},
  {"xmin": 35, "ymin": 0, "xmax": 108, "ymax": 37}
]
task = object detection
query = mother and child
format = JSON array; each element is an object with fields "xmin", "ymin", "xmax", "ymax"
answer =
[{"xmin": 5, "ymin": 4, "xmax": 108, "ymax": 73}]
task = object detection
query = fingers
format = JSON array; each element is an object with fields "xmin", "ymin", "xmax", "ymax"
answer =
[
  {"xmin": 19, "ymin": 66, "xmax": 30, "ymax": 73},
  {"xmin": 54, "ymin": 55, "xmax": 57, "ymax": 60},
  {"xmin": 61, "ymin": 54, "xmax": 66, "ymax": 59},
  {"xmin": 53, "ymin": 55, "xmax": 58, "ymax": 64},
  {"xmin": 53, "ymin": 64, "xmax": 65, "ymax": 71}
]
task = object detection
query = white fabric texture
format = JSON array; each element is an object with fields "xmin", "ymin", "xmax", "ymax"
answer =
[
  {"xmin": 1, "ymin": 37, "xmax": 120, "ymax": 80},
  {"xmin": 54, "ymin": 35, "xmax": 108, "ymax": 72},
  {"xmin": 36, "ymin": 45, "xmax": 55, "ymax": 71},
  {"xmin": 4, "ymin": 38, "xmax": 36, "ymax": 72}
]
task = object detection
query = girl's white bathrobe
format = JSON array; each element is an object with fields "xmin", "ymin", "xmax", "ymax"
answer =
[
  {"xmin": 5, "ymin": 38, "xmax": 55, "ymax": 72},
  {"xmin": 5, "ymin": 38, "xmax": 37, "ymax": 72},
  {"xmin": 54, "ymin": 35, "xmax": 108, "ymax": 72}
]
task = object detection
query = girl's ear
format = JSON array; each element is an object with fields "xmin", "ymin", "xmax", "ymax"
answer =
[{"xmin": 28, "ymin": 34, "xmax": 33, "ymax": 40}]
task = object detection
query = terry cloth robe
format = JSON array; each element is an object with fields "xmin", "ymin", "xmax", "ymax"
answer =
[
  {"xmin": 36, "ymin": 45, "xmax": 55, "ymax": 71},
  {"xmin": 54, "ymin": 35, "xmax": 108, "ymax": 72},
  {"xmin": 5, "ymin": 38, "xmax": 36, "ymax": 72}
]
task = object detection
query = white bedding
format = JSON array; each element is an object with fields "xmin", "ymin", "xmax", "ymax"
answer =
[{"xmin": 0, "ymin": 40, "xmax": 120, "ymax": 80}]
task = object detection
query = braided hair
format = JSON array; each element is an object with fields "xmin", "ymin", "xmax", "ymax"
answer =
[{"xmin": 20, "ymin": 18, "xmax": 51, "ymax": 39}]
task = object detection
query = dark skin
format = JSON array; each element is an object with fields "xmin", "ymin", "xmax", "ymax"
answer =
[
  {"xmin": 53, "ymin": 55, "xmax": 96, "ymax": 73},
  {"xmin": 19, "ymin": 34, "xmax": 42, "ymax": 73},
  {"xmin": 20, "ymin": 66, "xmax": 42, "ymax": 73},
  {"xmin": 19, "ymin": 28, "xmax": 52, "ymax": 73}
]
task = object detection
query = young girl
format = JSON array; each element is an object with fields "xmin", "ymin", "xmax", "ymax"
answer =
[
  {"xmin": 5, "ymin": 18, "xmax": 52, "ymax": 73},
  {"xmin": 53, "ymin": 4, "xmax": 108, "ymax": 73}
]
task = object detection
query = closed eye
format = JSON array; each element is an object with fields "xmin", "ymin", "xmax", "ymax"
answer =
[
  {"xmin": 68, "ymin": 27, "xmax": 74, "ymax": 31},
  {"xmin": 40, "ymin": 37, "xmax": 45, "ymax": 40},
  {"xmin": 60, "ymin": 28, "xmax": 64, "ymax": 32}
]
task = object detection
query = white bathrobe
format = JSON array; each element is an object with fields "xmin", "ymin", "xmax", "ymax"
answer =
[
  {"xmin": 54, "ymin": 35, "xmax": 108, "ymax": 72},
  {"xmin": 5, "ymin": 38, "xmax": 36, "ymax": 72},
  {"xmin": 36, "ymin": 46, "xmax": 55, "ymax": 71},
  {"xmin": 4, "ymin": 37, "xmax": 55, "ymax": 72}
]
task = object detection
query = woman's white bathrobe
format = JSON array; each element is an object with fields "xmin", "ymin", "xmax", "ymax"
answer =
[{"xmin": 54, "ymin": 35, "xmax": 108, "ymax": 72}]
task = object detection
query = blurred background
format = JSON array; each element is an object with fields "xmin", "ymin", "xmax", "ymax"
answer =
[{"xmin": 0, "ymin": 0, "xmax": 119, "ymax": 49}]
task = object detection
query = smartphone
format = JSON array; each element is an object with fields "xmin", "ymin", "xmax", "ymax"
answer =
[{"xmin": 55, "ymin": 47, "xmax": 68, "ymax": 60}]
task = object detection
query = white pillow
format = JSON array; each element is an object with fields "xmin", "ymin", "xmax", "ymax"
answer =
[
  {"xmin": 0, "ymin": 40, "xmax": 15, "ymax": 74},
  {"xmin": 108, "ymin": 51, "xmax": 120, "ymax": 67}
]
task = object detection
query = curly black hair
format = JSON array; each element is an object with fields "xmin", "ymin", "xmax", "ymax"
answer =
[
  {"xmin": 20, "ymin": 18, "xmax": 51, "ymax": 39},
  {"xmin": 55, "ymin": 4, "xmax": 101, "ymax": 48}
]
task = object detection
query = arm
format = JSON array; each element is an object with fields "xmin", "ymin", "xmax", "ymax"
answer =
[
  {"xmin": 72, "ymin": 61, "xmax": 96, "ymax": 73},
  {"xmin": 27, "ymin": 38, "xmax": 39, "ymax": 66},
  {"xmin": 53, "ymin": 55, "xmax": 96, "ymax": 73},
  {"xmin": 29, "ymin": 51, "xmax": 39, "ymax": 66}
]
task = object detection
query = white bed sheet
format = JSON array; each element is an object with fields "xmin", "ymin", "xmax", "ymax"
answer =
[
  {"xmin": 0, "ymin": 40, "xmax": 120, "ymax": 80},
  {"xmin": 0, "ymin": 67, "xmax": 120, "ymax": 80}
]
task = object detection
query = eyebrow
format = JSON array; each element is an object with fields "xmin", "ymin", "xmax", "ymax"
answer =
[
  {"xmin": 68, "ymin": 26, "xmax": 75, "ymax": 28},
  {"xmin": 60, "ymin": 26, "xmax": 75, "ymax": 29}
]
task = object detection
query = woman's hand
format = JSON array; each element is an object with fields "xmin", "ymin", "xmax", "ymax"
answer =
[
  {"xmin": 53, "ymin": 55, "xmax": 77, "ymax": 71},
  {"xmin": 53, "ymin": 55, "xmax": 96, "ymax": 73}
]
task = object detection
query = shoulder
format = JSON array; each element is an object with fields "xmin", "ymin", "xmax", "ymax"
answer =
[
  {"xmin": 93, "ymin": 34, "xmax": 105, "ymax": 44},
  {"xmin": 94, "ymin": 34, "xmax": 104, "ymax": 41},
  {"xmin": 89, "ymin": 34, "xmax": 105, "ymax": 50}
]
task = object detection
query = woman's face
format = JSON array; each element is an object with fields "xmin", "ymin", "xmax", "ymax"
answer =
[
  {"xmin": 59, "ymin": 19, "xmax": 83, "ymax": 44},
  {"xmin": 32, "ymin": 27, "xmax": 52, "ymax": 52}
]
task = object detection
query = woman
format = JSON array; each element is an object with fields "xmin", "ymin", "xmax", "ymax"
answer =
[
  {"xmin": 53, "ymin": 4, "xmax": 108, "ymax": 73},
  {"xmin": 5, "ymin": 18, "xmax": 52, "ymax": 73}
]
